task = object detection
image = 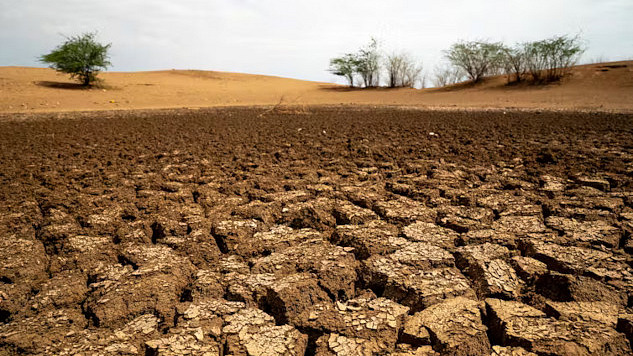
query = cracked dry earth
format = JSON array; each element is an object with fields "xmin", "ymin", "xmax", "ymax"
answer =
[{"xmin": 1, "ymin": 107, "xmax": 633, "ymax": 356}]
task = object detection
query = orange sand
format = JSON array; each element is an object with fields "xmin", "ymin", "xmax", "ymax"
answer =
[{"xmin": 1, "ymin": 61, "xmax": 632, "ymax": 113}]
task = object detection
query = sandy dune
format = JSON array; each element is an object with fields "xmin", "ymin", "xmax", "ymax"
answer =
[{"xmin": 1, "ymin": 61, "xmax": 632, "ymax": 113}]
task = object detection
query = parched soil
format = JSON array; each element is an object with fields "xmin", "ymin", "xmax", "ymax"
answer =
[{"xmin": 1, "ymin": 106, "xmax": 633, "ymax": 355}]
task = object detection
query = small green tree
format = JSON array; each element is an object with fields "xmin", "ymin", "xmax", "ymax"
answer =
[
  {"xmin": 329, "ymin": 53, "xmax": 358, "ymax": 87},
  {"xmin": 40, "ymin": 32, "xmax": 111, "ymax": 86},
  {"xmin": 445, "ymin": 40, "xmax": 505, "ymax": 83}
]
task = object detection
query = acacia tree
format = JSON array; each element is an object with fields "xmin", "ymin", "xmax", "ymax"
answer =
[
  {"xmin": 432, "ymin": 64, "xmax": 464, "ymax": 87},
  {"xmin": 523, "ymin": 35, "xmax": 584, "ymax": 82},
  {"xmin": 502, "ymin": 44, "xmax": 528, "ymax": 83},
  {"xmin": 40, "ymin": 32, "xmax": 111, "ymax": 86},
  {"xmin": 355, "ymin": 38, "xmax": 381, "ymax": 87},
  {"xmin": 329, "ymin": 53, "xmax": 358, "ymax": 87},
  {"xmin": 386, "ymin": 52, "xmax": 422, "ymax": 88},
  {"xmin": 328, "ymin": 38, "xmax": 381, "ymax": 88},
  {"xmin": 445, "ymin": 40, "xmax": 505, "ymax": 83}
]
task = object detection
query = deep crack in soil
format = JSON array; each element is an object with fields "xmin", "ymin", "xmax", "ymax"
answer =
[{"xmin": 1, "ymin": 106, "xmax": 633, "ymax": 355}]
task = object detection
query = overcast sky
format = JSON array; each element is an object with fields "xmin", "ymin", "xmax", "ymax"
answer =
[{"xmin": 1, "ymin": 0, "xmax": 631, "ymax": 83}]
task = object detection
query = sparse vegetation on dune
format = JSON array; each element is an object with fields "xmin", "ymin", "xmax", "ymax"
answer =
[
  {"xmin": 442, "ymin": 34, "xmax": 585, "ymax": 86},
  {"xmin": 523, "ymin": 35, "xmax": 585, "ymax": 83},
  {"xmin": 445, "ymin": 40, "xmax": 505, "ymax": 83},
  {"xmin": 329, "ymin": 38, "xmax": 383, "ymax": 88},
  {"xmin": 1, "ymin": 57, "xmax": 632, "ymax": 113},
  {"xmin": 431, "ymin": 64, "xmax": 464, "ymax": 88},
  {"xmin": 329, "ymin": 34, "xmax": 585, "ymax": 88},
  {"xmin": 329, "ymin": 38, "xmax": 423, "ymax": 89},
  {"xmin": 385, "ymin": 52, "xmax": 423, "ymax": 88}
]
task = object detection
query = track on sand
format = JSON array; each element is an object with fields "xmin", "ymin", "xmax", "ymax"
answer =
[{"xmin": 1, "ymin": 107, "xmax": 633, "ymax": 355}]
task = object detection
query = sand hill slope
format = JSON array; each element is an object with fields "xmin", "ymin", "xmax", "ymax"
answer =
[{"xmin": 1, "ymin": 61, "xmax": 632, "ymax": 113}]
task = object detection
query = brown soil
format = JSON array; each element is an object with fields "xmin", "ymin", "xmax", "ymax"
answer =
[
  {"xmin": 1, "ymin": 106, "xmax": 633, "ymax": 355},
  {"xmin": 1, "ymin": 61, "xmax": 633, "ymax": 114}
]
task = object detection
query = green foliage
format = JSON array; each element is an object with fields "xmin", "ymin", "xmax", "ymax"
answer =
[
  {"xmin": 355, "ymin": 38, "xmax": 381, "ymax": 87},
  {"xmin": 444, "ymin": 35, "xmax": 585, "ymax": 85},
  {"xmin": 523, "ymin": 34, "xmax": 584, "ymax": 82},
  {"xmin": 445, "ymin": 40, "xmax": 505, "ymax": 83},
  {"xmin": 329, "ymin": 53, "xmax": 358, "ymax": 87},
  {"xmin": 40, "ymin": 32, "xmax": 111, "ymax": 86},
  {"xmin": 328, "ymin": 38, "xmax": 381, "ymax": 88},
  {"xmin": 502, "ymin": 44, "xmax": 528, "ymax": 83}
]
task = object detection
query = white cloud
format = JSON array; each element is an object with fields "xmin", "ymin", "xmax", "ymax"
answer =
[{"xmin": 1, "ymin": 0, "xmax": 631, "ymax": 83}]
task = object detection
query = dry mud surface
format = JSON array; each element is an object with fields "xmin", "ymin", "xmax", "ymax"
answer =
[{"xmin": 1, "ymin": 107, "xmax": 633, "ymax": 355}]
